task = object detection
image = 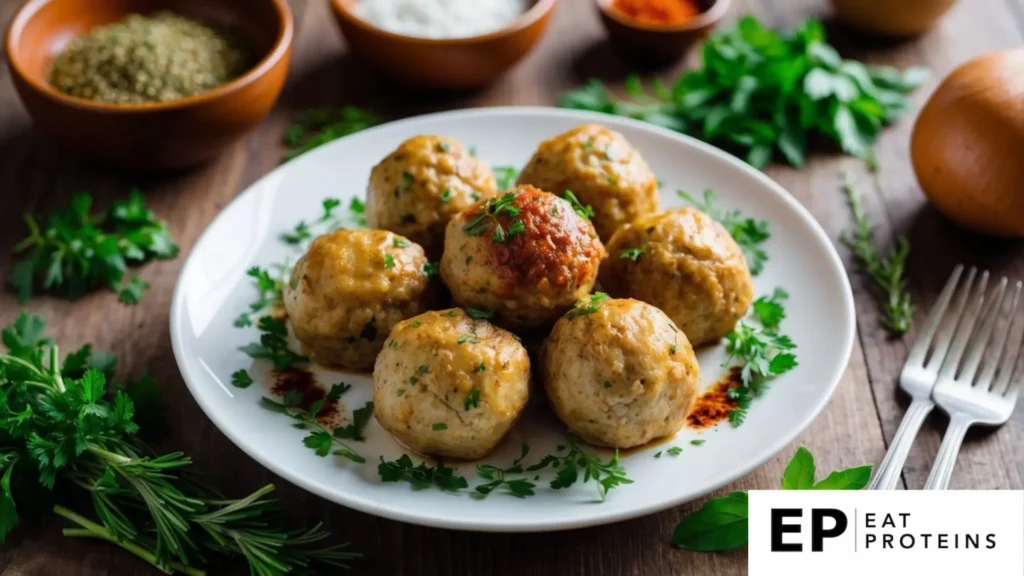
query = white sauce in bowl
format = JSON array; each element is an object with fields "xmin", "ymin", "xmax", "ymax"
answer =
[{"xmin": 353, "ymin": 0, "xmax": 530, "ymax": 39}]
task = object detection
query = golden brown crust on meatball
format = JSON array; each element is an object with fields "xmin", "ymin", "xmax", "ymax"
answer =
[
  {"xmin": 283, "ymin": 229, "xmax": 435, "ymax": 370},
  {"xmin": 600, "ymin": 208, "xmax": 754, "ymax": 347},
  {"xmin": 440, "ymin": 185, "xmax": 605, "ymax": 330},
  {"xmin": 366, "ymin": 135, "xmax": 498, "ymax": 256},
  {"xmin": 517, "ymin": 124, "xmax": 659, "ymax": 241},
  {"xmin": 373, "ymin": 309, "xmax": 531, "ymax": 460},
  {"xmin": 541, "ymin": 297, "xmax": 700, "ymax": 449}
]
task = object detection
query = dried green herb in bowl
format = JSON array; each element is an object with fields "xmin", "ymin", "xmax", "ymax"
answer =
[{"xmin": 48, "ymin": 11, "xmax": 252, "ymax": 104}]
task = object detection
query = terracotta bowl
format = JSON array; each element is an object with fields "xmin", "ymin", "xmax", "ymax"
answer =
[
  {"xmin": 595, "ymin": 0, "xmax": 730, "ymax": 63},
  {"xmin": 6, "ymin": 0, "xmax": 293, "ymax": 171},
  {"xmin": 329, "ymin": 0, "xmax": 556, "ymax": 90}
]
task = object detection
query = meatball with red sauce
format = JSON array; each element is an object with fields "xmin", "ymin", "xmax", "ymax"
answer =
[{"xmin": 440, "ymin": 185, "xmax": 605, "ymax": 330}]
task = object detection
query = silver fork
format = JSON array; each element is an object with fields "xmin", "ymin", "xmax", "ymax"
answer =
[
  {"xmin": 868, "ymin": 264, "xmax": 982, "ymax": 490},
  {"xmin": 924, "ymin": 276, "xmax": 1024, "ymax": 489}
]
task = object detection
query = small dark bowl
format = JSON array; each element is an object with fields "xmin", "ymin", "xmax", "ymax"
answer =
[
  {"xmin": 6, "ymin": 0, "xmax": 293, "ymax": 171},
  {"xmin": 330, "ymin": 0, "xmax": 556, "ymax": 90},
  {"xmin": 596, "ymin": 0, "xmax": 730, "ymax": 63}
]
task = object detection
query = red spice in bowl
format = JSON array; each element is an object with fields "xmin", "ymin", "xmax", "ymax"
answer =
[{"xmin": 611, "ymin": 0, "xmax": 702, "ymax": 27}]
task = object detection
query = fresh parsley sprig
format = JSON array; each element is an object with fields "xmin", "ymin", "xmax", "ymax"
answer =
[
  {"xmin": 475, "ymin": 443, "xmax": 536, "ymax": 498},
  {"xmin": 724, "ymin": 288, "xmax": 798, "ymax": 426},
  {"xmin": 283, "ymin": 106, "xmax": 381, "ymax": 162},
  {"xmin": 8, "ymin": 190, "xmax": 179, "ymax": 306},
  {"xmin": 840, "ymin": 171, "xmax": 912, "ymax": 335},
  {"xmin": 563, "ymin": 191, "xmax": 595, "ymax": 220},
  {"xmin": 560, "ymin": 17, "xmax": 928, "ymax": 169},
  {"xmin": 280, "ymin": 197, "xmax": 368, "ymax": 246},
  {"xmin": 527, "ymin": 435, "xmax": 632, "ymax": 501},
  {"xmin": 260, "ymin": 386, "xmax": 369, "ymax": 464},
  {"xmin": 678, "ymin": 189, "xmax": 770, "ymax": 275},
  {"xmin": 0, "ymin": 313, "xmax": 358, "ymax": 573},
  {"xmin": 565, "ymin": 292, "xmax": 610, "ymax": 320},
  {"xmin": 672, "ymin": 447, "xmax": 871, "ymax": 551},
  {"xmin": 240, "ymin": 316, "xmax": 308, "ymax": 371},
  {"xmin": 377, "ymin": 455, "xmax": 469, "ymax": 492}
]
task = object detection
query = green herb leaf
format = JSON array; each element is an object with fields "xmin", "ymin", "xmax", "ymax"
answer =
[
  {"xmin": 566, "ymin": 292, "xmax": 610, "ymax": 320},
  {"xmin": 781, "ymin": 446, "xmax": 815, "ymax": 490},
  {"xmin": 812, "ymin": 465, "xmax": 873, "ymax": 490},
  {"xmin": 672, "ymin": 492, "xmax": 749, "ymax": 551},
  {"xmin": 230, "ymin": 369, "xmax": 254, "ymax": 389},
  {"xmin": 494, "ymin": 166, "xmax": 520, "ymax": 190},
  {"xmin": 283, "ymin": 106, "xmax": 380, "ymax": 162},
  {"xmin": 619, "ymin": 248, "xmax": 644, "ymax": 262}
]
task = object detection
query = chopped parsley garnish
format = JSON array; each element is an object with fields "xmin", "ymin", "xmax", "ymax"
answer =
[
  {"xmin": 280, "ymin": 197, "xmax": 367, "ymax": 244},
  {"xmin": 408, "ymin": 376, "xmax": 418, "ymax": 385},
  {"xmin": 667, "ymin": 446, "xmax": 683, "ymax": 456},
  {"xmin": 401, "ymin": 171, "xmax": 415, "ymax": 184},
  {"xmin": 669, "ymin": 345, "xmax": 677, "ymax": 355},
  {"xmin": 431, "ymin": 422, "xmax": 447, "ymax": 431},
  {"xmin": 475, "ymin": 363, "xmax": 486, "ymax": 373},
  {"xmin": 410, "ymin": 321, "xmax": 422, "ymax": 328},
  {"xmin": 393, "ymin": 237, "xmax": 410, "ymax": 247},
  {"xmin": 465, "ymin": 307, "xmax": 496, "ymax": 319},
  {"xmin": 457, "ymin": 335, "xmax": 479, "ymax": 345},
  {"xmin": 566, "ymin": 292, "xmax": 610, "ymax": 320},
  {"xmin": 440, "ymin": 188, "xmax": 451, "ymax": 202},
  {"xmin": 423, "ymin": 261, "xmax": 439, "ymax": 277},
  {"xmin": 231, "ymin": 369, "xmax": 253, "ymax": 388},
  {"xmin": 377, "ymin": 455, "xmax": 468, "ymax": 492},
  {"xmin": 239, "ymin": 316, "xmax": 308, "ymax": 371},
  {"xmin": 562, "ymin": 190, "xmax": 594, "ymax": 220},
  {"xmin": 465, "ymin": 388, "xmax": 481, "ymax": 410},
  {"xmin": 619, "ymin": 248, "xmax": 644, "ymax": 262},
  {"xmin": 463, "ymin": 191, "xmax": 523, "ymax": 244},
  {"xmin": 603, "ymin": 380, "xmax": 612, "ymax": 389},
  {"xmin": 679, "ymin": 189, "xmax": 770, "ymax": 276},
  {"xmin": 416, "ymin": 364, "xmax": 429, "ymax": 375},
  {"xmin": 437, "ymin": 142, "xmax": 452, "ymax": 153},
  {"xmin": 654, "ymin": 451, "xmax": 663, "ymax": 458},
  {"xmin": 691, "ymin": 439, "xmax": 705, "ymax": 446},
  {"xmin": 397, "ymin": 389, "xmax": 405, "ymax": 396},
  {"xmin": 384, "ymin": 254, "xmax": 395, "ymax": 269}
]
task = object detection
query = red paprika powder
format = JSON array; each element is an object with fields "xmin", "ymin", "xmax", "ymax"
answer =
[{"xmin": 611, "ymin": 0, "xmax": 703, "ymax": 26}]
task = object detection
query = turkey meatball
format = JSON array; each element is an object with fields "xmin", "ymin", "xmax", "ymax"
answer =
[
  {"xmin": 283, "ymin": 229, "xmax": 435, "ymax": 370},
  {"xmin": 541, "ymin": 297, "xmax": 700, "ymax": 449},
  {"xmin": 366, "ymin": 135, "xmax": 498, "ymax": 256},
  {"xmin": 440, "ymin": 185, "xmax": 605, "ymax": 330},
  {"xmin": 517, "ymin": 124, "xmax": 659, "ymax": 241},
  {"xmin": 600, "ymin": 208, "xmax": 753, "ymax": 347},
  {"xmin": 373, "ymin": 309, "xmax": 531, "ymax": 459}
]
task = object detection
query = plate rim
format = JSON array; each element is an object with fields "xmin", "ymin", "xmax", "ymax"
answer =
[{"xmin": 169, "ymin": 106, "xmax": 856, "ymax": 532}]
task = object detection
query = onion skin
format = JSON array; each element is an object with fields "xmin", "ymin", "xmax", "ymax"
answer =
[{"xmin": 911, "ymin": 48, "xmax": 1024, "ymax": 237}]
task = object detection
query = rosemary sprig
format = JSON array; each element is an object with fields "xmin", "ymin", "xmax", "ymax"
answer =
[{"xmin": 840, "ymin": 171, "xmax": 913, "ymax": 335}]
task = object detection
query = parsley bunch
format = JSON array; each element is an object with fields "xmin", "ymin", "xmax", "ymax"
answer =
[
  {"xmin": 260, "ymin": 384, "xmax": 370, "ymax": 464},
  {"xmin": 377, "ymin": 455, "xmax": 469, "ymax": 492},
  {"xmin": 283, "ymin": 106, "xmax": 381, "ymax": 162},
  {"xmin": 527, "ymin": 435, "xmax": 632, "ymax": 501},
  {"xmin": 679, "ymin": 189, "xmax": 770, "ymax": 275},
  {"xmin": 724, "ymin": 288, "xmax": 798, "ymax": 425},
  {"xmin": 841, "ymin": 171, "xmax": 913, "ymax": 335},
  {"xmin": 0, "ymin": 313, "xmax": 357, "ymax": 574},
  {"xmin": 8, "ymin": 190, "xmax": 179, "ymax": 306},
  {"xmin": 672, "ymin": 447, "xmax": 871, "ymax": 551},
  {"xmin": 560, "ymin": 17, "xmax": 928, "ymax": 168}
]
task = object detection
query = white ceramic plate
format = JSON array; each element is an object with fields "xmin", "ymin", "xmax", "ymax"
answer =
[{"xmin": 169, "ymin": 107, "xmax": 855, "ymax": 532}]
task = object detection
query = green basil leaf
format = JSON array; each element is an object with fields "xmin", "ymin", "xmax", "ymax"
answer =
[
  {"xmin": 812, "ymin": 465, "xmax": 873, "ymax": 490},
  {"xmin": 781, "ymin": 446, "xmax": 815, "ymax": 490},
  {"xmin": 672, "ymin": 492, "xmax": 749, "ymax": 551}
]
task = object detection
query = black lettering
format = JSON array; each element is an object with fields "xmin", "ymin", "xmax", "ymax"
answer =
[
  {"xmin": 811, "ymin": 509, "xmax": 848, "ymax": 552},
  {"xmin": 883, "ymin": 534, "xmax": 894, "ymax": 548},
  {"xmin": 899, "ymin": 512, "xmax": 910, "ymax": 528},
  {"xmin": 921, "ymin": 533, "xmax": 932, "ymax": 548},
  {"xmin": 966, "ymin": 534, "xmax": 979, "ymax": 549},
  {"xmin": 938, "ymin": 534, "xmax": 948, "ymax": 549},
  {"xmin": 865, "ymin": 534, "xmax": 876, "ymax": 548},
  {"xmin": 986, "ymin": 534, "xmax": 997, "ymax": 549},
  {"xmin": 899, "ymin": 534, "xmax": 915, "ymax": 549},
  {"xmin": 771, "ymin": 509, "xmax": 803, "ymax": 552},
  {"xmin": 865, "ymin": 513, "xmax": 875, "ymax": 528},
  {"xmin": 882, "ymin": 513, "xmax": 895, "ymax": 528}
]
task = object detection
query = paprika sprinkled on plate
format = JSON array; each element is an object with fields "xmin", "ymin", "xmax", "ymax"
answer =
[{"xmin": 611, "ymin": 0, "xmax": 702, "ymax": 27}]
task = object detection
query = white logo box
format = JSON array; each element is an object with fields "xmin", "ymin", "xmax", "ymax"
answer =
[{"xmin": 749, "ymin": 490, "xmax": 1024, "ymax": 576}]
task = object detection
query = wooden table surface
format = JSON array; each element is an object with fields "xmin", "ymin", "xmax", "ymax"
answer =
[{"xmin": 2, "ymin": 0, "xmax": 1023, "ymax": 574}]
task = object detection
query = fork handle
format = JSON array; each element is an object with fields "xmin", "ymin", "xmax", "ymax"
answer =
[
  {"xmin": 868, "ymin": 398, "xmax": 934, "ymax": 490},
  {"xmin": 924, "ymin": 413, "xmax": 974, "ymax": 490}
]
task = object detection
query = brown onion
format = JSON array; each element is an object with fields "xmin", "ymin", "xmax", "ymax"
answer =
[{"xmin": 911, "ymin": 48, "xmax": 1024, "ymax": 237}]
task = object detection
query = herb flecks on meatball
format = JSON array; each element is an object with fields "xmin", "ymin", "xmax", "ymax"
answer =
[
  {"xmin": 517, "ymin": 124, "xmax": 660, "ymax": 241},
  {"xmin": 367, "ymin": 135, "xmax": 498, "ymax": 257},
  {"xmin": 283, "ymin": 229, "xmax": 435, "ymax": 370},
  {"xmin": 441, "ymin": 185, "xmax": 605, "ymax": 330}
]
